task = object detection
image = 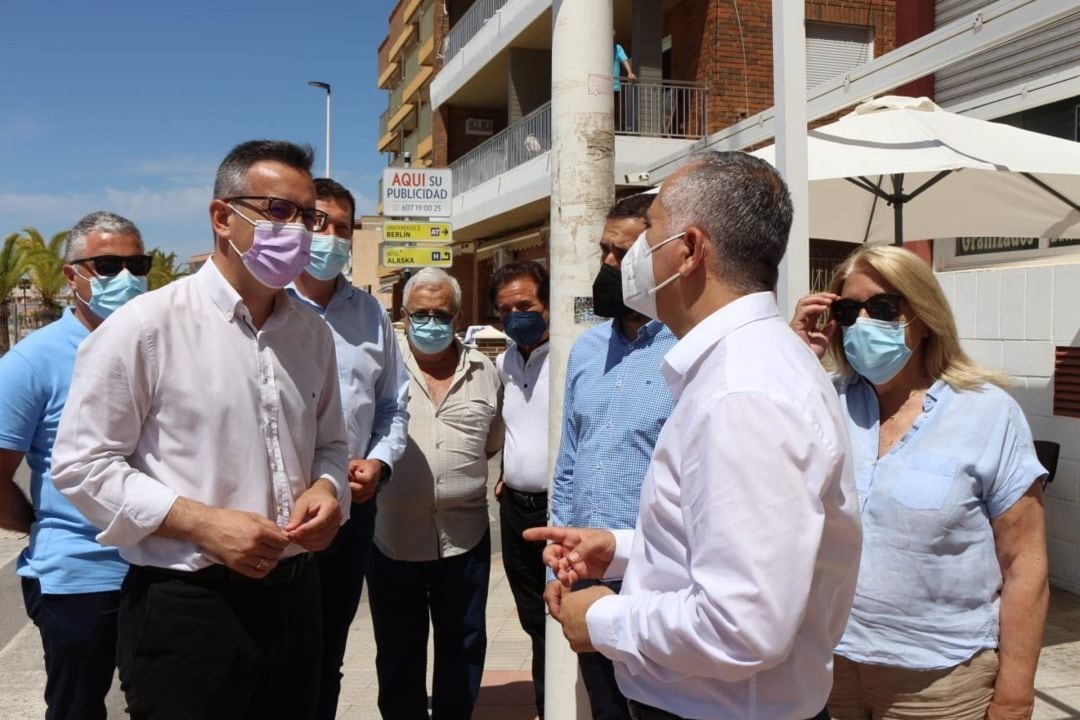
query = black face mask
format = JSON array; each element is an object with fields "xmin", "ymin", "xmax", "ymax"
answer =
[{"xmin": 591, "ymin": 263, "xmax": 633, "ymax": 318}]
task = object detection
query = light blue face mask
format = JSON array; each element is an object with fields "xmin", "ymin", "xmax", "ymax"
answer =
[
  {"xmin": 306, "ymin": 233, "xmax": 351, "ymax": 281},
  {"xmin": 842, "ymin": 317, "xmax": 913, "ymax": 386},
  {"xmin": 408, "ymin": 316, "xmax": 455, "ymax": 355},
  {"xmin": 75, "ymin": 268, "xmax": 148, "ymax": 320}
]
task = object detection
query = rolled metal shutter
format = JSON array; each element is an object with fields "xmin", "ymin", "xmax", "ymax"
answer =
[
  {"xmin": 934, "ymin": 0, "xmax": 1080, "ymax": 109},
  {"xmin": 806, "ymin": 22, "xmax": 873, "ymax": 90}
]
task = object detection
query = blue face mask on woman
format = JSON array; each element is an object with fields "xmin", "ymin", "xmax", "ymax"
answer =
[
  {"xmin": 503, "ymin": 310, "xmax": 548, "ymax": 348},
  {"xmin": 408, "ymin": 315, "xmax": 455, "ymax": 355},
  {"xmin": 842, "ymin": 317, "xmax": 913, "ymax": 386}
]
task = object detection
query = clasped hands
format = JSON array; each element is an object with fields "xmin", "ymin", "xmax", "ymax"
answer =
[{"xmin": 522, "ymin": 526, "xmax": 617, "ymax": 653}]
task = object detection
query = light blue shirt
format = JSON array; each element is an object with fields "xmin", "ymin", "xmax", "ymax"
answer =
[
  {"xmin": 551, "ymin": 319, "xmax": 676, "ymax": 535},
  {"xmin": 289, "ymin": 276, "xmax": 409, "ymax": 470},
  {"xmin": 0, "ymin": 309, "xmax": 127, "ymax": 593},
  {"xmin": 835, "ymin": 377, "xmax": 1045, "ymax": 669},
  {"xmin": 613, "ymin": 43, "xmax": 629, "ymax": 91}
]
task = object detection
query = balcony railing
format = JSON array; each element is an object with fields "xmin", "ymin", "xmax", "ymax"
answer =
[
  {"xmin": 451, "ymin": 103, "xmax": 550, "ymax": 195},
  {"xmin": 614, "ymin": 78, "xmax": 709, "ymax": 138},
  {"xmin": 449, "ymin": 80, "xmax": 709, "ymax": 195},
  {"xmin": 420, "ymin": 1, "xmax": 436, "ymax": 45},
  {"xmin": 445, "ymin": 0, "xmax": 509, "ymax": 63}
]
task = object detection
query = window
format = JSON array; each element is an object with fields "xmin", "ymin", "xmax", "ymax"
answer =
[{"xmin": 806, "ymin": 22, "xmax": 873, "ymax": 90}]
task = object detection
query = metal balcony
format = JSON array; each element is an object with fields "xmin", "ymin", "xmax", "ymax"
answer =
[{"xmin": 445, "ymin": 0, "xmax": 510, "ymax": 63}]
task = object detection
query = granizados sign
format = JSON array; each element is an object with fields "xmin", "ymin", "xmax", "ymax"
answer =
[{"xmin": 955, "ymin": 236, "xmax": 1039, "ymax": 256}]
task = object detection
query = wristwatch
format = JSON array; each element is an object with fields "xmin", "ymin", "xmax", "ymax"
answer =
[{"xmin": 378, "ymin": 460, "xmax": 393, "ymax": 486}]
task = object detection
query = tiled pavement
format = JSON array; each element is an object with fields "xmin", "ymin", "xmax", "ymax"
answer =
[{"xmin": 2, "ymin": 525, "xmax": 1080, "ymax": 719}]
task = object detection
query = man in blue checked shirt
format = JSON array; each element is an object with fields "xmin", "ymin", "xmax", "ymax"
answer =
[
  {"xmin": 288, "ymin": 178, "xmax": 410, "ymax": 720},
  {"xmin": 548, "ymin": 194, "xmax": 676, "ymax": 720}
]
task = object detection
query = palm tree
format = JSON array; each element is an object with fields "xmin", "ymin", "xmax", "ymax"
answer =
[
  {"xmin": 147, "ymin": 249, "xmax": 188, "ymax": 290},
  {"xmin": 17, "ymin": 227, "xmax": 69, "ymax": 324},
  {"xmin": 0, "ymin": 233, "xmax": 27, "ymax": 353}
]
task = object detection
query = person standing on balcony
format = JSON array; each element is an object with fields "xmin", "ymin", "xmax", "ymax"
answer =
[
  {"xmin": 288, "ymin": 177, "xmax": 410, "ymax": 720},
  {"xmin": 491, "ymin": 260, "xmax": 551, "ymax": 720},
  {"xmin": 614, "ymin": 37, "xmax": 637, "ymax": 133}
]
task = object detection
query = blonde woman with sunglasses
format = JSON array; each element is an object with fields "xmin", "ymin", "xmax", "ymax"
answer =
[{"xmin": 792, "ymin": 244, "xmax": 1048, "ymax": 720}]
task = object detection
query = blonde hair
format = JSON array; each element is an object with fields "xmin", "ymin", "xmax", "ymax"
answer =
[{"xmin": 827, "ymin": 245, "xmax": 1007, "ymax": 391}]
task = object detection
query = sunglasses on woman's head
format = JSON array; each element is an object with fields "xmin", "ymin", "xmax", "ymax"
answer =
[{"xmin": 831, "ymin": 293, "xmax": 903, "ymax": 327}]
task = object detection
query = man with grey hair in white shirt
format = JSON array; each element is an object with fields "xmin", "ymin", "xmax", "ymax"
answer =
[
  {"xmin": 368, "ymin": 267, "xmax": 504, "ymax": 720},
  {"xmin": 527, "ymin": 151, "xmax": 860, "ymax": 720},
  {"xmin": 52, "ymin": 139, "xmax": 348, "ymax": 719}
]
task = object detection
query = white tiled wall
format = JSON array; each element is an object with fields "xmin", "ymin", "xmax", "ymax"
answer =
[{"xmin": 939, "ymin": 264, "xmax": 1080, "ymax": 592}]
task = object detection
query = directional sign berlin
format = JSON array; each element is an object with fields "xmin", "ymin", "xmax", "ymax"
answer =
[
  {"xmin": 382, "ymin": 168, "xmax": 453, "ymax": 218},
  {"xmin": 383, "ymin": 221, "xmax": 453, "ymax": 243},
  {"xmin": 381, "ymin": 242, "xmax": 453, "ymax": 268}
]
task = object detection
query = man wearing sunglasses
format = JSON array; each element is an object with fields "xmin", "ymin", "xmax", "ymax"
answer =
[
  {"xmin": 526, "ymin": 153, "xmax": 859, "ymax": 720},
  {"xmin": 287, "ymin": 178, "xmax": 410, "ymax": 720},
  {"xmin": 0, "ymin": 211, "xmax": 146, "ymax": 720},
  {"xmin": 52, "ymin": 140, "xmax": 348, "ymax": 719}
]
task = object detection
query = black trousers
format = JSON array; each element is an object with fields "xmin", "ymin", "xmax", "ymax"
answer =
[
  {"xmin": 21, "ymin": 578, "xmax": 119, "ymax": 720},
  {"xmin": 117, "ymin": 557, "xmax": 321, "ymax": 720},
  {"xmin": 316, "ymin": 499, "xmax": 376, "ymax": 720},
  {"xmin": 367, "ymin": 532, "xmax": 491, "ymax": 720},
  {"xmin": 575, "ymin": 580, "xmax": 630, "ymax": 720},
  {"xmin": 498, "ymin": 487, "xmax": 548, "ymax": 718}
]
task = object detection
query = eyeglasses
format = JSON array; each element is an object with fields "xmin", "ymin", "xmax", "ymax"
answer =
[
  {"xmin": 70, "ymin": 254, "xmax": 153, "ymax": 277},
  {"xmin": 831, "ymin": 293, "xmax": 903, "ymax": 327},
  {"xmin": 226, "ymin": 196, "xmax": 329, "ymax": 233},
  {"xmin": 409, "ymin": 311, "xmax": 455, "ymax": 324}
]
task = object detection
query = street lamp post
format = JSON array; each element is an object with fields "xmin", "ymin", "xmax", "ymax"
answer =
[
  {"xmin": 17, "ymin": 277, "xmax": 31, "ymax": 340},
  {"xmin": 308, "ymin": 81, "xmax": 332, "ymax": 177}
]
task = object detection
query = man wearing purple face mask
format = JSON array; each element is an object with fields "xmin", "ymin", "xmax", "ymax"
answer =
[{"xmin": 51, "ymin": 140, "xmax": 349, "ymax": 719}]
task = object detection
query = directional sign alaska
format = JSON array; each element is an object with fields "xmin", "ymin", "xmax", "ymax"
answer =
[
  {"xmin": 382, "ymin": 168, "xmax": 453, "ymax": 218},
  {"xmin": 383, "ymin": 221, "xmax": 453, "ymax": 243},
  {"xmin": 381, "ymin": 242, "xmax": 454, "ymax": 268}
]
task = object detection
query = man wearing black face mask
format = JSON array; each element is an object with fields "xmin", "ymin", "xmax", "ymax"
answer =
[{"xmin": 547, "ymin": 195, "xmax": 677, "ymax": 720}]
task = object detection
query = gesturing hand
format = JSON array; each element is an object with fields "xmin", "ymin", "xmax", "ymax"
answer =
[{"xmin": 522, "ymin": 526, "xmax": 616, "ymax": 587}]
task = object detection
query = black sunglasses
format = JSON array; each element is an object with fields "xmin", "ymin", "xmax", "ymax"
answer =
[
  {"xmin": 226, "ymin": 196, "xmax": 329, "ymax": 233},
  {"xmin": 831, "ymin": 293, "xmax": 903, "ymax": 327},
  {"xmin": 409, "ymin": 311, "xmax": 455, "ymax": 324},
  {"xmin": 71, "ymin": 254, "xmax": 153, "ymax": 277}
]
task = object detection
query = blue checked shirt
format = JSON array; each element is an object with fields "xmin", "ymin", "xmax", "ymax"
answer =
[{"xmin": 551, "ymin": 319, "xmax": 677, "ymax": 534}]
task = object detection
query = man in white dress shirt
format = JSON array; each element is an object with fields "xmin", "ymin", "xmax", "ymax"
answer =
[
  {"xmin": 527, "ymin": 151, "xmax": 861, "ymax": 720},
  {"xmin": 52, "ymin": 140, "xmax": 349, "ymax": 719}
]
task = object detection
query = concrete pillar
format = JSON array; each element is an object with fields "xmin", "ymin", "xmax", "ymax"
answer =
[
  {"xmin": 547, "ymin": 1, "xmax": 615, "ymax": 718},
  {"xmin": 631, "ymin": 0, "xmax": 664, "ymax": 134},
  {"xmin": 508, "ymin": 48, "xmax": 553, "ymax": 124}
]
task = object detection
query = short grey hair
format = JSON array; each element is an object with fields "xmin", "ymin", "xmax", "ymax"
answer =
[
  {"xmin": 65, "ymin": 211, "xmax": 144, "ymax": 262},
  {"xmin": 403, "ymin": 268, "xmax": 462, "ymax": 313},
  {"xmin": 660, "ymin": 151, "xmax": 792, "ymax": 293}
]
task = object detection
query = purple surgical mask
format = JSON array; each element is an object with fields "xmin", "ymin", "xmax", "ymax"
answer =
[{"xmin": 228, "ymin": 207, "xmax": 313, "ymax": 289}]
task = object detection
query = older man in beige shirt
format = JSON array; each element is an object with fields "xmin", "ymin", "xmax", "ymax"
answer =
[{"xmin": 368, "ymin": 267, "xmax": 503, "ymax": 720}]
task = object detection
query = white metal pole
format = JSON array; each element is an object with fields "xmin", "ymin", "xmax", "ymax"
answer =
[
  {"xmin": 325, "ymin": 88, "xmax": 332, "ymax": 178},
  {"xmin": 772, "ymin": 0, "xmax": 809, "ymax": 315},
  {"xmin": 548, "ymin": 1, "xmax": 615, "ymax": 718}
]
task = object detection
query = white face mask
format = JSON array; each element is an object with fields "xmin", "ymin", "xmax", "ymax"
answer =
[{"xmin": 620, "ymin": 230, "xmax": 685, "ymax": 320}]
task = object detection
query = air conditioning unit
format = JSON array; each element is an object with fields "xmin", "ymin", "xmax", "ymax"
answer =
[{"xmin": 465, "ymin": 118, "xmax": 494, "ymax": 136}]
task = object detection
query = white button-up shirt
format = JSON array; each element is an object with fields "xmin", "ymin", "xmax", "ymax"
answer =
[
  {"xmin": 497, "ymin": 341, "xmax": 549, "ymax": 493},
  {"xmin": 51, "ymin": 260, "xmax": 349, "ymax": 571},
  {"xmin": 586, "ymin": 292, "xmax": 861, "ymax": 720}
]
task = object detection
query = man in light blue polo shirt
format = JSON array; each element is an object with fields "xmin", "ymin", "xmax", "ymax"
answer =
[
  {"xmin": 0, "ymin": 211, "xmax": 148, "ymax": 720},
  {"xmin": 288, "ymin": 177, "xmax": 410, "ymax": 720}
]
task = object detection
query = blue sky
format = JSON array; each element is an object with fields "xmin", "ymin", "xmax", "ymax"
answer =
[{"xmin": 1, "ymin": 0, "xmax": 396, "ymax": 262}]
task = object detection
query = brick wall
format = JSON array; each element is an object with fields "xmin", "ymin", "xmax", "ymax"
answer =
[
  {"xmin": 938, "ymin": 264, "xmax": 1080, "ymax": 593},
  {"xmin": 666, "ymin": 0, "xmax": 897, "ymax": 132}
]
